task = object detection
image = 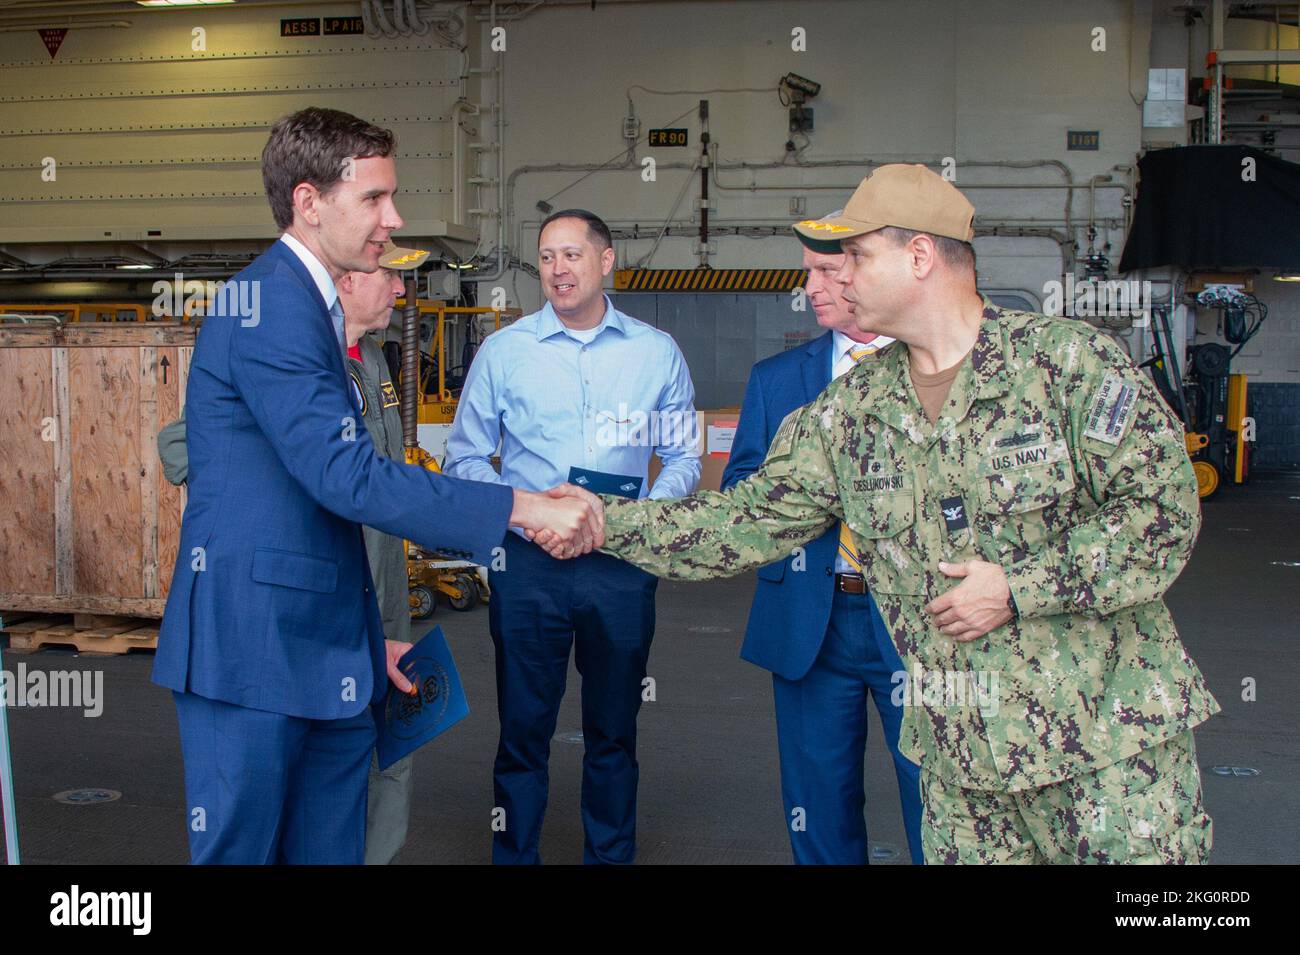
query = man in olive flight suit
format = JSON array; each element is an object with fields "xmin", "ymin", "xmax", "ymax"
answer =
[
  {"xmin": 557, "ymin": 165, "xmax": 1221, "ymax": 864},
  {"xmin": 157, "ymin": 240, "xmax": 430, "ymax": 864}
]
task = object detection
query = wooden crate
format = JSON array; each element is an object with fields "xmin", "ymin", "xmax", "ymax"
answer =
[{"xmin": 0, "ymin": 322, "xmax": 195, "ymax": 619}]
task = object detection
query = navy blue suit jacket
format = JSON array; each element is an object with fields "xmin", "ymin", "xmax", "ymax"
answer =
[
  {"xmin": 153, "ymin": 240, "xmax": 514, "ymax": 720},
  {"xmin": 721, "ymin": 332, "xmax": 839, "ymax": 682}
]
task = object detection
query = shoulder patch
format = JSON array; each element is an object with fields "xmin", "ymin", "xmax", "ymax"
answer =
[
  {"xmin": 348, "ymin": 368, "xmax": 368, "ymax": 416},
  {"xmin": 1082, "ymin": 373, "xmax": 1139, "ymax": 446},
  {"xmin": 769, "ymin": 409, "xmax": 801, "ymax": 459}
]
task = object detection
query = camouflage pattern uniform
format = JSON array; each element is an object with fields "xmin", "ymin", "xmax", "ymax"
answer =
[
  {"xmin": 601, "ymin": 304, "xmax": 1220, "ymax": 864},
  {"xmin": 347, "ymin": 335, "xmax": 416, "ymax": 866}
]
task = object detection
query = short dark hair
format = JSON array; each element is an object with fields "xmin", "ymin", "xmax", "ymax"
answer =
[
  {"xmin": 261, "ymin": 107, "xmax": 396, "ymax": 230},
  {"xmin": 538, "ymin": 208, "xmax": 612, "ymax": 251},
  {"xmin": 880, "ymin": 226, "xmax": 976, "ymax": 273}
]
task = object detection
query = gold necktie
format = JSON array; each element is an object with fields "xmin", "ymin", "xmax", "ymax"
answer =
[{"xmin": 838, "ymin": 344, "xmax": 879, "ymax": 573}]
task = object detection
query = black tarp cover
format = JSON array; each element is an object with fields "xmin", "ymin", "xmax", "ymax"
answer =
[{"xmin": 1118, "ymin": 145, "xmax": 1300, "ymax": 273}]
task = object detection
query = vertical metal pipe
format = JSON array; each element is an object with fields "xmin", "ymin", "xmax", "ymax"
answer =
[
  {"xmin": 1206, "ymin": 60, "xmax": 1216, "ymax": 143},
  {"xmin": 698, "ymin": 99, "xmax": 710, "ymax": 267},
  {"xmin": 1210, "ymin": 0, "xmax": 1224, "ymax": 144},
  {"xmin": 401, "ymin": 276, "xmax": 419, "ymax": 449}
]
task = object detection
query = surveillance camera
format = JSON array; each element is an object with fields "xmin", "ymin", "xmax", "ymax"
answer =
[{"xmin": 781, "ymin": 73, "xmax": 821, "ymax": 99}]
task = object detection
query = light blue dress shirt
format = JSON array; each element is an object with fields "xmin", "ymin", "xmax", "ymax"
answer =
[{"xmin": 444, "ymin": 296, "xmax": 701, "ymax": 502}]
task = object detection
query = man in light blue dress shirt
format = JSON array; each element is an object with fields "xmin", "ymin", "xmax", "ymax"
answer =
[{"xmin": 445, "ymin": 209, "xmax": 700, "ymax": 864}]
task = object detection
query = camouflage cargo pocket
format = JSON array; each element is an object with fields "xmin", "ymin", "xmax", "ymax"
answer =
[
  {"xmin": 848, "ymin": 478, "xmax": 926, "ymax": 596},
  {"xmin": 1117, "ymin": 735, "xmax": 1213, "ymax": 865}
]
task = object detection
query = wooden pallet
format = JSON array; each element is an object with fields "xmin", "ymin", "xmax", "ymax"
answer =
[{"xmin": 0, "ymin": 612, "xmax": 159, "ymax": 654}]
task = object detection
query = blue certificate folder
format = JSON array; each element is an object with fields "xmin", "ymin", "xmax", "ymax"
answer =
[
  {"xmin": 567, "ymin": 466, "xmax": 643, "ymax": 499},
  {"xmin": 375, "ymin": 626, "xmax": 469, "ymax": 771}
]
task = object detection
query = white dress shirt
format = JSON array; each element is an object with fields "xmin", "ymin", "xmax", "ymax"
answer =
[{"xmin": 279, "ymin": 232, "xmax": 345, "ymax": 351}]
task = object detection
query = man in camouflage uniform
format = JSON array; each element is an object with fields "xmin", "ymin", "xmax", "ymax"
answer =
[
  {"xmin": 157, "ymin": 240, "xmax": 429, "ymax": 864},
  {"xmin": 567, "ymin": 165, "xmax": 1220, "ymax": 863}
]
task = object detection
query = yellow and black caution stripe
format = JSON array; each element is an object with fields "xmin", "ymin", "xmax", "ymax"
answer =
[{"xmin": 614, "ymin": 268, "xmax": 807, "ymax": 292}]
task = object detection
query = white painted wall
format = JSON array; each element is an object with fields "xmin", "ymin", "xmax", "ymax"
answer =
[
  {"xmin": 0, "ymin": 1, "xmax": 466, "ymax": 245},
  {"xmin": 0, "ymin": 0, "xmax": 1296, "ymax": 385},
  {"xmin": 1220, "ymin": 280, "xmax": 1300, "ymax": 383},
  {"xmin": 482, "ymin": 0, "xmax": 1137, "ymax": 314}
]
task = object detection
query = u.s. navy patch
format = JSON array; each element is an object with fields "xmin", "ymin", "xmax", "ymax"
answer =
[
  {"xmin": 1083, "ymin": 373, "xmax": 1138, "ymax": 445},
  {"xmin": 380, "ymin": 379, "xmax": 399, "ymax": 408}
]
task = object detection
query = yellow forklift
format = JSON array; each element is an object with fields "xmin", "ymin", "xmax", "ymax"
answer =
[
  {"xmin": 391, "ymin": 287, "xmax": 520, "ymax": 617},
  {"xmin": 1143, "ymin": 291, "xmax": 1262, "ymax": 500}
]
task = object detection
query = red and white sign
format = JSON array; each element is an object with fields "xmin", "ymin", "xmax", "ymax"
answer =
[
  {"xmin": 39, "ymin": 28, "xmax": 68, "ymax": 59},
  {"xmin": 707, "ymin": 421, "xmax": 737, "ymax": 457}
]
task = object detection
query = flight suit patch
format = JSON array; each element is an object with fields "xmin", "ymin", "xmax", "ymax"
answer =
[
  {"xmin": 348, "ymin": 368, "xmax": 367, "ymax": 416},
  {"xmin": 379, "ymin": 379, "xmax": 399, "ymax": 408}
]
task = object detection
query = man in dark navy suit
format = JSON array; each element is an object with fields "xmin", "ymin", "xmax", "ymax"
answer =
[
  {"xmin": 153, "ymin": 108, "xmax": 603, "ymax": 864},
  {"xmin": 720, "ymin": 210, "xmax": 923, "ymax": 865}
]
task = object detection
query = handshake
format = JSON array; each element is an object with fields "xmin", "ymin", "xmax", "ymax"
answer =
[{"xmin": 509, "ymin": 484, "xmax": 607, "ymax": 559}]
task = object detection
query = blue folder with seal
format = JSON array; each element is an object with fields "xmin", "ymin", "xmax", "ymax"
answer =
[
  {"xmin": 375, "ymin": 626, "xmax": 470, "ymax": 771},
  {"xmin": 566, "ymin": 466, "xmax": 643, "ymax": 499}
]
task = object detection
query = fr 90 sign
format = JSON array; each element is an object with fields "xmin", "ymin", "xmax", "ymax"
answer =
[{"xmin": 649, "ymin": 128, "xmax": 689, "ymax": 147}]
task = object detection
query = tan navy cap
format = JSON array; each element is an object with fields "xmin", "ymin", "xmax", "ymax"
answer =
[
  {"xmin": 793, "ymin": 164, "xmax": 976, "ymax": 249},
  {"xmin": 794, "ymin": 209, "xmax": 851, "ymax": 255},
  {"xmin": 378, "ymin": 239, "xmax": 430, "ymax": 270}
]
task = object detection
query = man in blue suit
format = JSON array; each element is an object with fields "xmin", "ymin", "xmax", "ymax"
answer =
[
  {"xmin": 153, "ymin": 107, "xmax": 603, "ymax": 864},
  {"xmin": 720, "ymin": 210, "xmax": 923, "ymax": 865}
]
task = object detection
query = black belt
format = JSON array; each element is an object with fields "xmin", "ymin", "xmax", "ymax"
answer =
[{"xmin": 834, "ymin": 573, "xmax": 867, "ymax": 594}]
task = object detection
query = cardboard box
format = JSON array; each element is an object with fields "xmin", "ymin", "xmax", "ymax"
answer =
[{"xmin": 647, "ymin": 409, "xmax": 741, "ymax": 493}]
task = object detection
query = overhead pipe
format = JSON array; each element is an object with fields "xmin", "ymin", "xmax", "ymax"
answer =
[
  {"xmin": 364, "ymin": 0, "xmax": 399, "ymax": 38},
  {"xmin": 404, "ymin": 0, "xmax": 431, "ymax": 36},
  {"xmin": 0, "ymin": 19, "xmax": 128, "ymax": 32},
  {"xmin": 0, "ymin": 0, "xmax": 378, "ymax": 23},
  {"xmin": 709, "ymin": 151, "xmax": 1084, "ymax": 244},
  {"xmin": 505, "ymin": 151, "xmax": 1126, "ymax": 270}
]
